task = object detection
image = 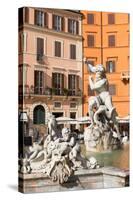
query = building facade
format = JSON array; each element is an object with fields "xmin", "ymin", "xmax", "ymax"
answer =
[
  {"xmin": 19, "ymin": 7, "xmax": 83, "ymax": 133},
  {"xmin": 82, "ymin": 11, "xmax": 130, "ymax": 118}
]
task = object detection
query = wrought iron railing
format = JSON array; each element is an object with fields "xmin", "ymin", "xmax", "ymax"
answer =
[{"xmin": 19, "ymin": 85, "xmax": 82, "ymax": 97}]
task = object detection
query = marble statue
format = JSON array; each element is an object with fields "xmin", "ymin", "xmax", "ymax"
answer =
[
  {"xmin": 84, "ymin": 61, "xmax": 121, "ymax": 151},
  {"xmin": 19, "ymin": 113, "xmax": 99, "ymax": 184}
]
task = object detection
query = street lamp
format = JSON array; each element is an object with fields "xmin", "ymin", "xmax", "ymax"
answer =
[{"xmin": 19, "ymin": 112, "xmax": 28, "ymax": 136}]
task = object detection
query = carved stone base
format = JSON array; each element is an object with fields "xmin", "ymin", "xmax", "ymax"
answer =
[
  {"xmin": 84, "ymin": 126, "xmax": 121, "ymax": 152},
  {"xmin": 18, "ymin": 167, "xmax": 129, "ymax": 193}
]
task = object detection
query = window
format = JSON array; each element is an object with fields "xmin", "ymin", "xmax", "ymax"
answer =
[
  {"xmin": 34, "ymin": 10, "xmax": 48, "ymax": 27},
  {"xmin": 55, "ymin": 41, "xmax": 61, "ymax": 57},
  {"xmin": 34, "ymin": 71, "xmax": 44, "ymax": 94},
  {"xmin": 68, "ymin": 19, "xmax": 79, "ymax": 34},
  {"xmin": 88, "ymin": 85, "xmax": 95, "ymax": 96},
  {"xmin": 68, "ymin": 75, "xmax": 79, "ymax": 95},
  {"xmin": 108, "ymin": 35, "xmax": 115, "ymax": 47},
  {"xmin": 87, "ymin": 14, "xmax": 94, "ymax": 24},
  {"xmin": 54, "ymin": 102, "xmax": 61, "ymax": 108},
  {"xmin": 70, "ymin": 44, "xmax": 76, "ymax": 59},
  {"xmin": 109, "ymin": 84, "xmax": 116, "ymax": 95},
  {"xmin": 108, "ymin": 14, "xmax": 115, "ymax": 24},
  {"xmin": 19, "ymin": 7, "xmax": 29, "ymax": 26},
  {"xmin": 106, "ymin": 61, "xmax": 116, "ymax": 73},
  {"xmin": 52, "ymin": 15, "xmax": 64, "ymax": 31},
  {"xmin": 52, "ymin": 73, "xmax": 64, "ymax": 95},
  {"xmin": 70, "ymin": 102, "xmax": 76, "ymax": 108},
  {"xmin": 36, "ymin": 38, "xmax": 44, "ymax": 62},
  {"xmin": 33, "ymin": 105, "xmax": 45, "ymax": 124},
  {"xmin": 70, "ymin": 112, "xmax": 76, "ymax": 119},
  {"xmin": 87, "ymin": 35, "xmax": 95, "ymax": 47}
]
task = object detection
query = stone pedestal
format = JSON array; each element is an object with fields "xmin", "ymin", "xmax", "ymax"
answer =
[{"xmin": 19, "ymin": 167, "xmax": 129, "ymax": 193}]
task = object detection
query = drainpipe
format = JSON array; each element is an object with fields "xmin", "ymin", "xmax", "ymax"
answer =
[{"xmin": 101, "ymin": 12, "xmax": 103, "ymax": 65}]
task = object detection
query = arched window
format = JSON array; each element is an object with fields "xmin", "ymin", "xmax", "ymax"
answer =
[{"xmin": 33, "ymin": 105, "xmax": 45, "ymax": 124}]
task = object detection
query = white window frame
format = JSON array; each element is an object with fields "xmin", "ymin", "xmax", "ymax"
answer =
[
  {"xmin": 35, "ymin": 36, "xmax": 47, "ymax": 58},
  {"xmin": 70, "ymin": 102, "xmax": 77, "ymax": 109},
  {"xmin": 54, "ymin": 101, "xmax": 62, "ymax": 109},
  {"xmin": 54, "ymin": 15, "xmax": 62, "ymax": 31},
  {"xmin": 52, "ymin": 39, "xmax": 64, "ymax": 58}
]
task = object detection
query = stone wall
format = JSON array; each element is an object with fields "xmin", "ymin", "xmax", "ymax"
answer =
[{"xmin": 18, "ymin": 167, "xmax": 129, "ymax": 193}]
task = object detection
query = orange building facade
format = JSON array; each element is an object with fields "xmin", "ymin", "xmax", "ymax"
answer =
[{"xmin": 82, "ymin": 11, "xmax": 130, "ymax": 118}]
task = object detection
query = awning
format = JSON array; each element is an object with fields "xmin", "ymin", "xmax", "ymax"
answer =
[
  {"xmin": 116, "ymin": 115, "xmax": 129, "ymax": 123},
  {"xmin": 56, "ymin": 116, "xmax": 91, "ymax": 124},
  {"xmin": 56, "ymin": 117, "xmax": 77, "ymax": 124}
]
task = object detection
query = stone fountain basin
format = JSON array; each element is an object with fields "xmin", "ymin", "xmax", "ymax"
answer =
[{"xmin": 19, "ymin": 167, "xmax": 129, "ymax": 193}]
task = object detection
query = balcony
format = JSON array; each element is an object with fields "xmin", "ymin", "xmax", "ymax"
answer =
[
  {"xmin": 36, "ymin": 54, "xmax": 49, "ymax": 65},
  {"xmin": 19, "ymin": 85, "xmax": 82, "ymax": 98},
  {"xmin": 121, "ymin": 71, "xmax": 130, "ymax": 81}
]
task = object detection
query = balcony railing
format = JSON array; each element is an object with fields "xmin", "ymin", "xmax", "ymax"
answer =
[
  {"xmin": 36, "ymin": 54, "xmax": 49, "ymax": 65},
  {"xmin": 121, "ymin": 71, "xmax": 130, "ymax": 81},
  {"xmin": 19, "ymin": 85, "xmax": 82, "ymax": 97}
]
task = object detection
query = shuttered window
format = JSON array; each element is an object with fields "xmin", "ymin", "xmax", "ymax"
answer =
[
  {"xmin": 87, "ymin": 14, "xmax": 94, "ymax": 24},
  {"xmin": 108, "ymin": 14, "xmax": 115, "ymax": 24},
  {"xmin": 70, "ymin": 44, "xmax": 76, "ymax": 59},
  {"xmin": 52, "ymin": 15, "xmax": 64, "ymax": 31},
  {"xmin": 36, "ymin": 38, "xmax": 44, "ymax": 61},
  {"xmin": 34, "ymin": 71, "xmax": 44, "ymax": 95},
  {"xmin": 68, "ymin": 19, "xmax": 79, "ymax": 34},
  {"xmin": 106, "ymin": 61, "xmax": 116, "ymax": 73},
  {"xmin": 34, "ymin": 10, "xmax": 48, "ymax": 27},
  {"xmin": 52, "ymin": 73, "xmax": 64, "ymax": 95},
  {"xmin": 108, "ymin": 35, "xmax": 115, "ymax": 47},
  {"xmin": 55, "ymin": 41, "xmax": 61, "ymax": 57},
  {"xmin": 68, "ymin": 75, "xmax": 79, "ymax": 95},
  {"xmin": 87, "ymin": 35, "xmax": 95, "ymax": 47}
]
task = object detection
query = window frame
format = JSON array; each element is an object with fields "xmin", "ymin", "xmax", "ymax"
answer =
[
  {"xmin": 106, "ymin": 60, "xmax": 116, "ymax": 73},
  {"xmin": 33, "ymin": 105, "xmax": 45, "ymax": 124},
  {"xmin": 53, "ymin": 15, "xmax": 64, "ymax": 31},
  {"xmin": 87, "ymin": 34, "xmax": 95, "ymax": 47},
  {"xmin": 54, "ymin": 101, "xmax": 62, "ymax": 109},
  {"xmin": 87, "ymin": 13, "xmax": 94, "ymax": 24},
  {"xmin": 36, "ymin": 37, "xmax": 44, "ymax": 62},
  {"xmin": 34, "ymin": 70, "xmax": 44, "ymax": 95},
  {"xmin": 34, "ymin": 10, "xmax": 48, "ymax": 27},
  {"xmin": 68, "ymin": 19, "xmax": 79, "ymax": 35},
  {"xmin": 70, "ymin": 102, "xmax": 77, "ymax": 109},
  {"xmin": 54, "ymin": 41, "xmax": 62, "ymax": 57},
  {"xmin": 70, "ymin": 44, "xmax": 76, "ymax": 60},
  {"xmin": 108, "ymin": 13, "xmax": 115, "ymax": 25},
  {"xmin": 52, "ymin": 73, "xmax": 64, "ymax": 95},
  {"xmin": 108, "ymin": 35, "xmax": 116, "ymax": 47},
  {"xmin": 68, "ymin": 74, "xmax": 79, "ymax": 96}
]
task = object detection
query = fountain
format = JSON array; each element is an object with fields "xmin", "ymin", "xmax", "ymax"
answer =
[
  {"xmin": 18, "ymin": 64, "xmax": 129, "ymax": 193},
  {"xmin": 19, "ymin": 113, "xmax": 101, "ymax": 192},
  {"xmin": 84, "ymin": 62, "xmax": 121, "ymax": 152}
]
